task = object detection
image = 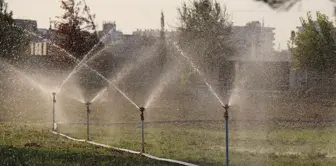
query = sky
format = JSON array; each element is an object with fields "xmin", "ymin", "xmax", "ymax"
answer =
[{"xmin": 6, "ymin": 0, "xmax": 335, "ymax": 50}]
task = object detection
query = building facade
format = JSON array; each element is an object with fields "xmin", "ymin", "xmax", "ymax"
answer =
[
  {"xmin": 14, "ymin": 19, "xmax": 38, "ymax": 32},
  {"xmin": 231, "ymin": 21, "xmax": 275, "ymax": 61},
  {"xmin": 98, "ymin": 21, "xmax": 123, "ymax": 44},
  {"xmin": 220, "ymin": 21, "xmax": 291, "ymax": 91}
]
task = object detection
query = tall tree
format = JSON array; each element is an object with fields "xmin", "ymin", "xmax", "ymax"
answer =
[
  {"xmin": 0, "ymin": 0, "xmax": 30, "ymax": 58},
  {"xmin": 54, "ymin": 0, "xmax": 105, "ymax": 100},
  {"xmin": 54, "ymin": 0, "xmax": 100, "ymax": 60},
  {"xmin": 177, "ymin": 0, "xmax": 235, "ymax": 73},
  {"xmin": 291, "ymin": 11, "xmax": 336, "ymax": 73}
]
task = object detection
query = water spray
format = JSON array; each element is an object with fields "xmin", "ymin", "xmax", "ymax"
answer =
[
  {"xmin": 52, "ymin": 92, "xmax": 56, "ymax": 131},
  {"xmin": 139, "ymin": 107, "xmax": 145, "ymax": 153},
  {"xmin": 223, "ymin": 104, "xmax": 230, "ymax": 166},
  {"xmin": 86, "ymin": 102, "xmax": 91, "ymax": 141},
  {"xmin": 172, "ymin": 42, "xmax": 225, "ymax": 106}
]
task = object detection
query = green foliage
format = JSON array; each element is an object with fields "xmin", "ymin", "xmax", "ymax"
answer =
[
  {"xmin": 0, "ymin": 124, "xmax": 178, "ymax": 166},
  {"xmin": 0, "ymin": 0, "xmax": 30, "ymax": 58},
  {"xmin": 177, "ymin": 0, "xmax": 235, "ymax": 72},
  {"xmin": 0, "ymin": 0, "xmax": 13, "ymax": 24},
  {"xmin": 54, "ymin": 0, "xmax": 100, "ymax": 60},
  {"xmin": 291, "ymin": 11, "xmax": 336, "ymax": 73},
  {"xmin": 59, "ymin": 123, "xmax": 336, "ymax": 166},
  {"xmin": 54, "ymin": 0, "xmax": 106, "ymax": 99}
]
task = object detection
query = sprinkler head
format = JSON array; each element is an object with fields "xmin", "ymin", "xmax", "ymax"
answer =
[
  {"xmin": 86, "ymin": 102, "xmax": 91, "ymax": 113},
  {"xmin": 139, "ymin": 107, "xmax": 145, "ymax": 121},
  {"xmin": 223, "ymin": 104, "xmax": 229, "ymax": 120},
  {"xmin": 139, "ymin": 107, "xmax": 145, "ymax": 113},
  {"xmin": 223, "ymin": 104, "xmax": 230, "ymax": 110},
  {"xmin": 52, "ymin": 92, "xmax": 56, "ymax": 102}
]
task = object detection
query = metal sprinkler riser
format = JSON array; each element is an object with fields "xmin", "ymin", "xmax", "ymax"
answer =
[
  {"xmin": 52, "ymin": 92, "xmax": 57, "ymax": 131},
  {"xmin": 222, "ymin": 103, "xmax": 230, "ymax": 166},
  {"xmin": 139, "ymin": 107, "xmax": 145, "ymax": 153},
  {"xmin": 86, "ymin": 102, "xmax": 91, "ymax": 141}
]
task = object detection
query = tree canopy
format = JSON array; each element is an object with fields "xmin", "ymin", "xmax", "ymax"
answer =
[
  {"xmin": 0, "ymin": 0, "xmax": 13, "ymax": 24},
  {"xmin": 53, "ymin": 0, "xmax": 100, "ymax": 60},
  {"xmin": 177, "ymin": 0, "xmax": 235, "ymax": 73},
  {"xmin": 291, "ymin": 11, "xmax": 336, "ymax": 73},
  {"xmin": 0, "ymin": 0, "xmax": 30, "ymax": 58},
  {"xmin": 54, "ymin": 0, "xmax": 106, "ymax": 100}
]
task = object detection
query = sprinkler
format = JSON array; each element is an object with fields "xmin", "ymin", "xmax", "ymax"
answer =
[
  {"xmin": 223, "ymin": 104, "xmax": 230, "ymax": 166},
  {"xmin": 52, "ymin": 92, "xmax": 56, "ymax": 131},
  {"xmin": 223, "ymin": 104, "xmax": 229, "ymax": 120},
  {"xmin": 139, "ymin": 107, "xmax": 145, "ymax": 153},
  {"xmin": 86, "ymin": 102, "xmax": 91, "ymax": 141}
]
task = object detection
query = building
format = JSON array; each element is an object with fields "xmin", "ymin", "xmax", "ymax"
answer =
[
  {"xmin": 219, "ymin": 21, "xmax": 291, "ymax": 91},
  {"xmin": 132, "ymin": 29, "xmax": 175, "ymax": 38},
  {"xmin": 14, "ymin": 19, "xmax": 38, "ymax": 32},
  {"xmin": 29, "ymin": 41, "xmax": 48, "ymax": 56},
  {"xmin": 103, "ymin": 22, "xmax": 116, "ymax": 32},
  {"xmin": 133, "ymin": 29, "xmax": 161, "ymax": 37},
  {"xmin": 98, "ymin": 21, "xmax": 123, "ymax": 44},
  {"xmin": 231, "ymin": 21, "xmax": 276, "ymax": 61}
]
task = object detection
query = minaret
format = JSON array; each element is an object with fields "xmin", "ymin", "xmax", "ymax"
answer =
[
  {"xmin": 49, "ymin": 17, "xmax": 52, "ymax": 30},
  {"xmin": 261, "ymin": 18, "xmax": 264, "ymax": 61}
]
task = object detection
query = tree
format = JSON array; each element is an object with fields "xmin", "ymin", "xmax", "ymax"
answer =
[
  {"xmin": 54, "ymin": 0, "xmax": 105, "ymax": 100},
  {"xmin": 53, "ymin": 0, "xmax": 100, "ymax": 60},
  {"xmin": 177, "ymin": 0, "xmax": 235, "ymax": 74},
  {"xmin": 0, "ymin": 0, "xmax": 12, "ymax": 24},
  {"xmin": 0, "ymin": 0, "xmax": 30, "ymax": 58},
  {"xmin": 291, "ymin": 11, "xmax": 336, "ymax": 73}
]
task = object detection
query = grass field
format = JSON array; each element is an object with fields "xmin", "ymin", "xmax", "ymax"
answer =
[
  {"xmin": 56, "ymin": 121, "xmax": 336, "ymax": 166},
  {"xmin": 0, "ymin": 123, "xmax": 180, "ymax": 166},
  {"xmin": 3, "ymin": 121, "xmax": 336, "ymax": 166},
  {"xmin": 2, "ymin": 86, "xmax": 336, "ymax": 165}
]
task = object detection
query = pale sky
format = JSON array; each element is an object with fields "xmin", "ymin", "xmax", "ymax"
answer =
[{"xmin": 6, "ymin": 0, "xmax": 334, "ymax": 50}]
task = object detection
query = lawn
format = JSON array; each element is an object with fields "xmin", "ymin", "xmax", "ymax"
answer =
[
  {"xmin": 57, "ymin": 121, "xmax": 336, "ymax": 166},
  {"xmin": 2, "ymin": 90, "xmax": 336, "ymax": 165},
  {"xmin": 0, "ymin": 123, "xmax": 180, "ymax": 166}
]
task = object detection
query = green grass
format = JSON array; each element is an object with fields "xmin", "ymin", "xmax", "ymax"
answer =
[
  {"xmin": 2, "ymin": 122, "xmax": 336, "ymax": 165},
  {"xmin": 57, "ymin": 122, "xmax": 336, "ymax": 166},
  {"xmin": 0, "ymin": 123, "xmax": 179, "ymax": 166}
]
